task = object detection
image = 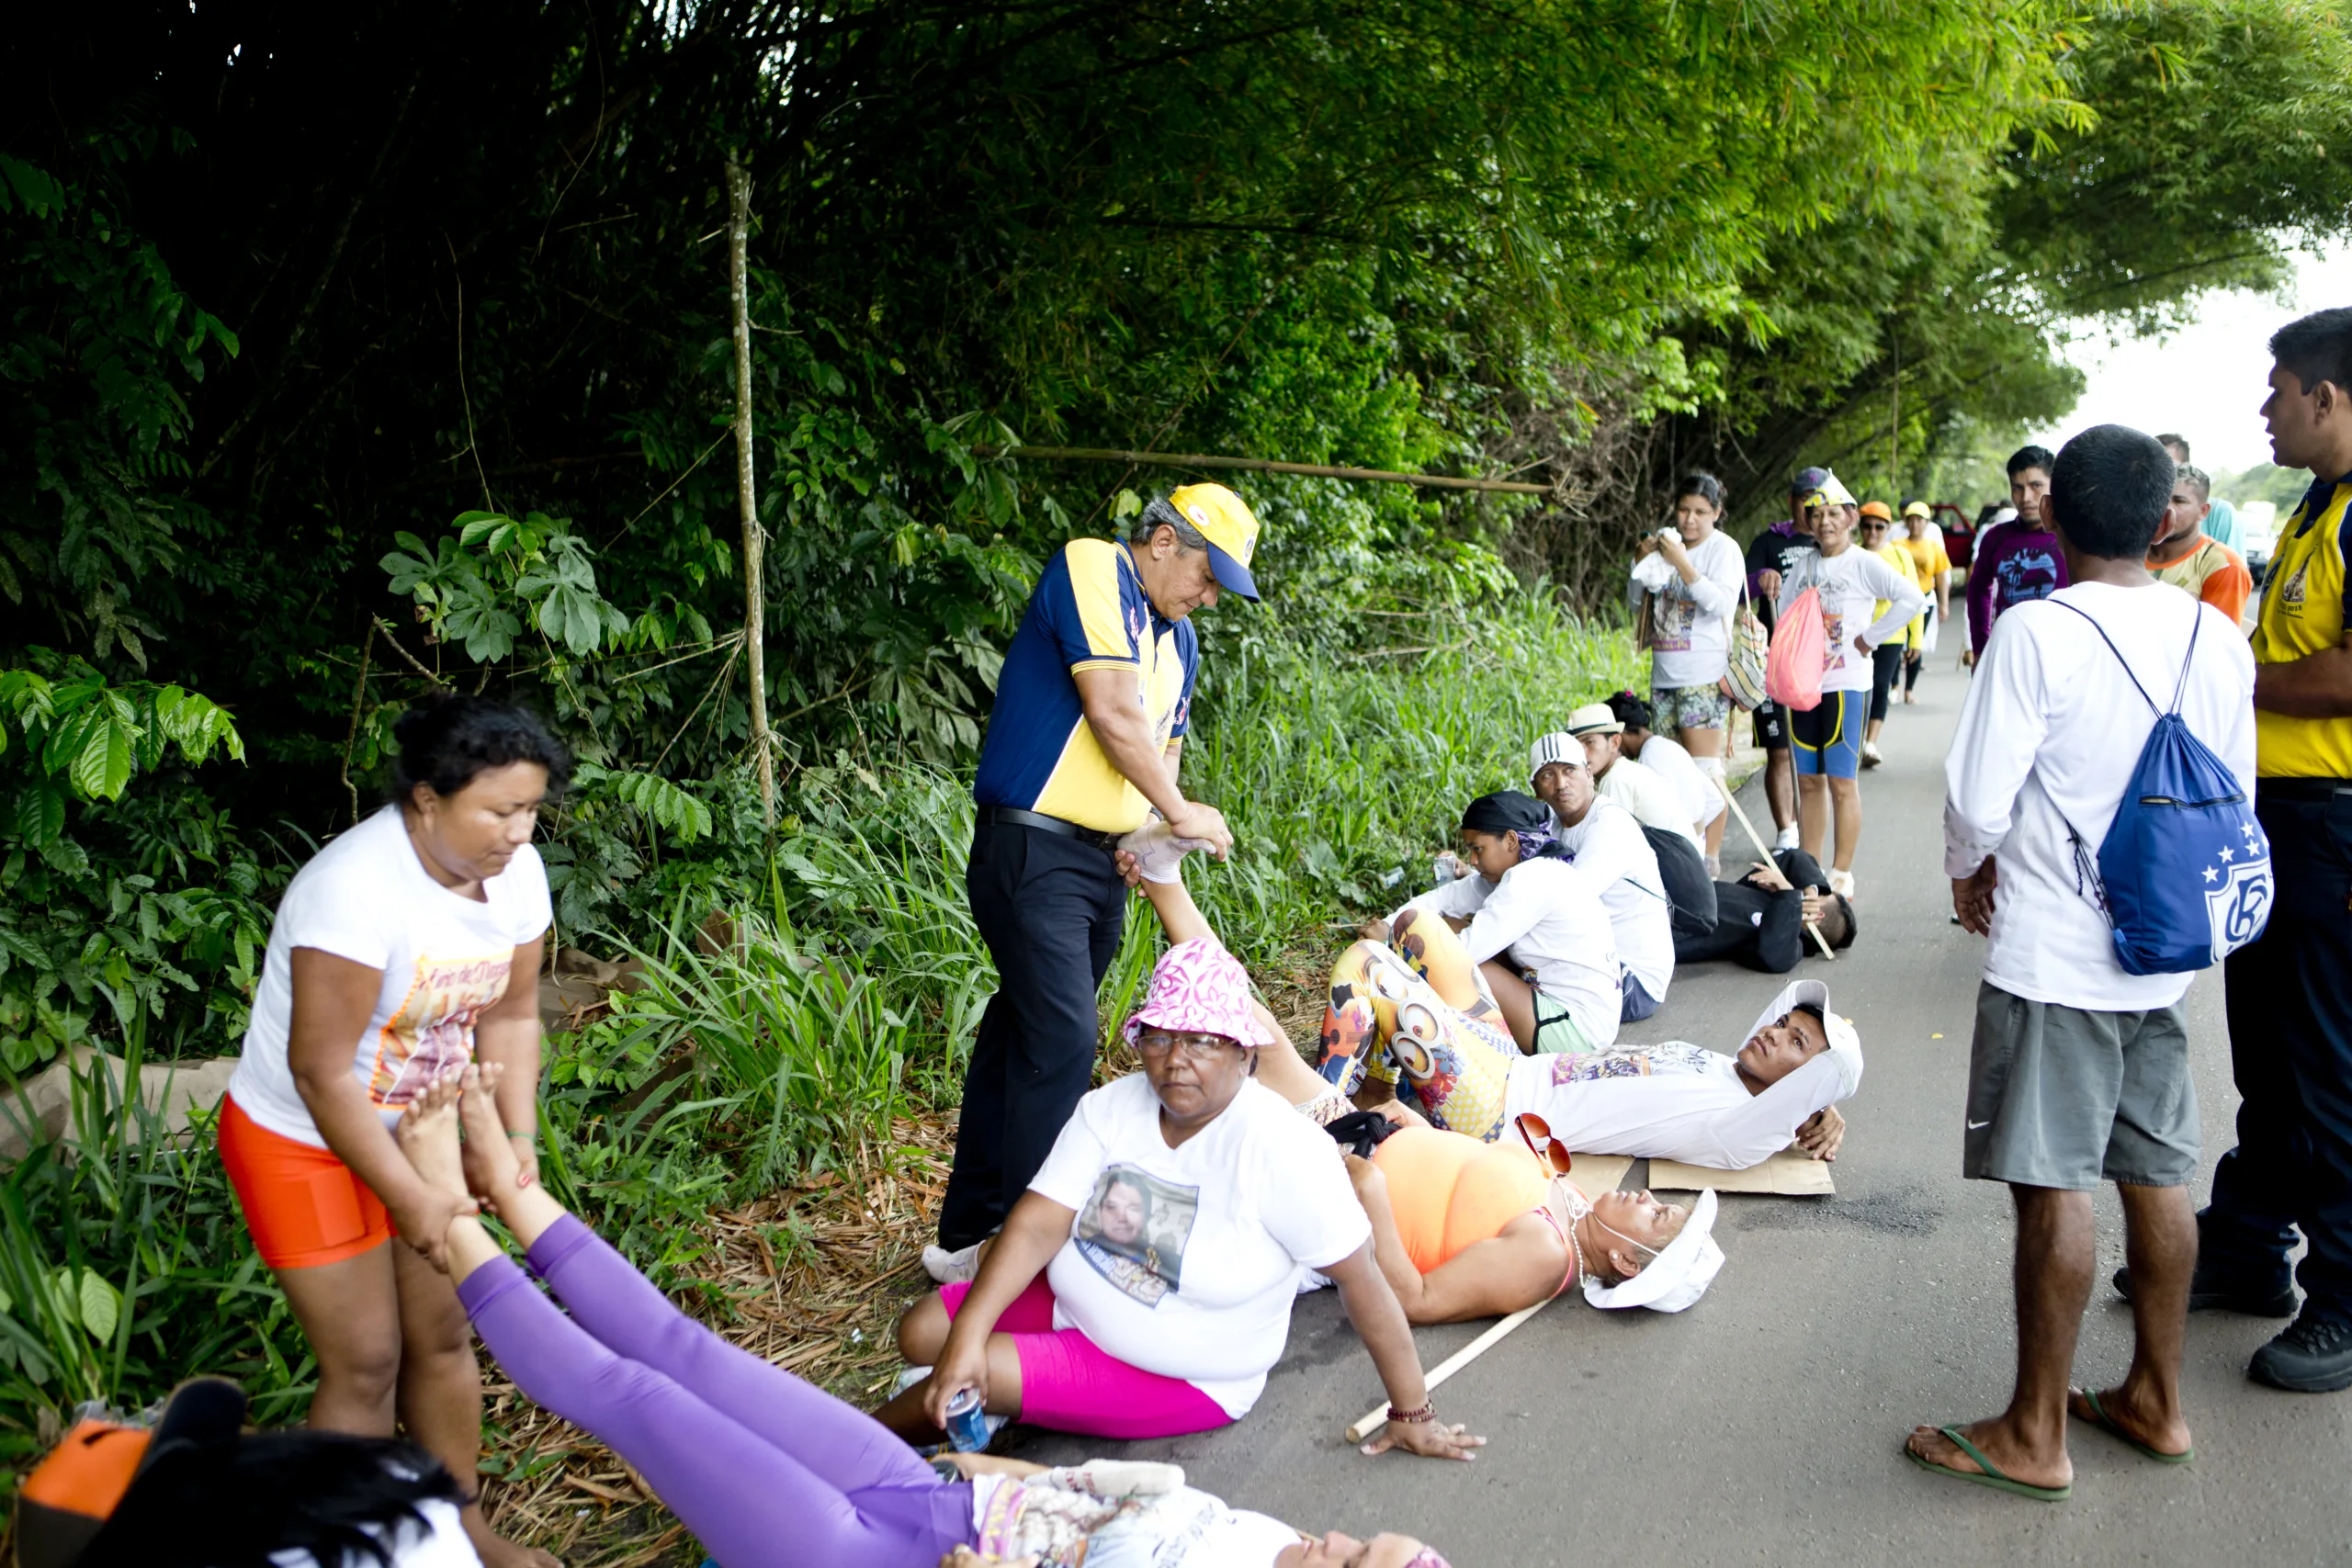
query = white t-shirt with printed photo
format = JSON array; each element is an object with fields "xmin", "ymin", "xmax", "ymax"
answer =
[
  {"xmin": 1776, "ymin": 546, "xmax": 1928, "ymax": 694},
  {"xmin": 1030, "ymin": 1074, "xmax": 1369, "ymax": 1418},
  {"xmin": 1633, "ymin": 531, "xmax": 1747, "ymax": 690},
  {"xmin": 230, "ymin": 805, "xmax": 553, "ymax": 1148}
]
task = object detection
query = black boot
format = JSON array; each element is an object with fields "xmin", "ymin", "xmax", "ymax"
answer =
[
  {"xmin": 2250, "ymin": 1311, "xmax": 2352, "ymax": 1393},
  {"xmin": 2110, "ymin": 1263, "xmax": 2297, "ymax": 1317}
]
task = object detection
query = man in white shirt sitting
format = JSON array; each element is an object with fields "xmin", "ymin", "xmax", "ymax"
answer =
[
  {"xmin": 1523, "ymin": 734, "xmax": 1675, "ymax": 1022},
  {"xmin": 1606, "ymin": 690, "xmax": 1728, "ymax": 874},
  {"xmin": 1566, "ymin": 702, "xmax": 1698, "ymax": 844},
  {"xmin": 1908, "ymin": 423, "xmax": 2254, "ymax": 1499}
]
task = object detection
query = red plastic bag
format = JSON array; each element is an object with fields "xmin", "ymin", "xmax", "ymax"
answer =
[{"xmin": 1766, "ymin": 586, "xmax": 1825, "ymax": 711}]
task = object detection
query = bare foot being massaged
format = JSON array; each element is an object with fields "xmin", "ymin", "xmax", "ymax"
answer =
[{"xmin": 390, "ymin": 1068, "xmax": 1449, "ymax": 1568}]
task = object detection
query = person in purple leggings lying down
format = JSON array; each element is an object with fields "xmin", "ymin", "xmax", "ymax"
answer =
[{"xmin": 392, "ymin": 1066, "xmax": 1450, "ymax": 1568}]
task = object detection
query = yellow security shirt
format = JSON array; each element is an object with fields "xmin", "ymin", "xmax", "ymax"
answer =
[
  {"xmin": 2252, "ymin": 478, "xmax": 2352, "ymax": 778},
  {"xmin": 971, "ymin": 539, "xmax": 1199, "ymax": 833}
]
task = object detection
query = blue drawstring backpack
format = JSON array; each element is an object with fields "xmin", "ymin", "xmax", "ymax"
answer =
[{"xmin": 2057, "ymin": 602, "xmax": 2272, "ymax": 976}]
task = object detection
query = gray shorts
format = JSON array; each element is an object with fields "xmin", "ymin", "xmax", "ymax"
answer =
[{"xmin": 1962, "ymin": 981, "xmax": 2199, "ymax": 1190}]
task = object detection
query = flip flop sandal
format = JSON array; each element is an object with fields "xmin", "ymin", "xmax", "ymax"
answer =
[
  {"xmin": 2071, "ymin": 1388, "xmax": 2193, "ymax": 1465},
  {"xmin": 1904, "ymin": 1426, "xmax": 2072, "ymax": 1502}
]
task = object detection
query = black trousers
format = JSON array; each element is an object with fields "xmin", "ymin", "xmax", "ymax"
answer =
[
  {"xmin": 2203, "ymin": 785, "xmax": 2352, "ymax": 1322},
  {"xmin": 939, "ymin": 822, "xmax": 1126, "ymax": 1248},
  {"xmin": 1867, "ymin": 642, "xmax": 1905, "ymax": 724}
]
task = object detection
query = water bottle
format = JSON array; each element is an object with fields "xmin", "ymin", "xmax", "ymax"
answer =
[
  {"xmin": 1432, "ymin": 851, "xmax": 1460, "ymax": 888},
  {"xmin": 943, "ymin": 1387, "xmax": 992, "ymax": 1452}
]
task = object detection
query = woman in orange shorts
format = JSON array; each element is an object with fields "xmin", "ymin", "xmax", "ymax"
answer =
[{"xmin": 217, "ymin": 694, "xmax": 565, "ymax": 1568}]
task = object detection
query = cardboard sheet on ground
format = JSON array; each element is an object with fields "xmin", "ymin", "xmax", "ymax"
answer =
[
  {"xmin": 1647, "ymin": 1148, "xmax": 1835, "ymax": 1195},
  {"xmin": 1567, "ymin": 1154, "xmax": 1634, "ymax": 1195}
]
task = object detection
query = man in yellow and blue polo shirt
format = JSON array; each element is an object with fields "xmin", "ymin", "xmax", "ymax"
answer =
[
  {"xmin": 2126, "ymin": 307, "xmax": 2352, "ymax": 1394},
  {"xmin": 940, "ymin": 482, "xmax": 1261, "ymax": 1248}
]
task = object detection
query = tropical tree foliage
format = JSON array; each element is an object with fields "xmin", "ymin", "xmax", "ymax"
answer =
[{"xmin": 5, "ymin": 0, "xmax": 2352, "ymax": 1060}]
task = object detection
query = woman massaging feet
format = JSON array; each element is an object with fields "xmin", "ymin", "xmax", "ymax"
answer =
[{"xmin": 388, "ymin": 1067, "xmax": 1451, "ymax": 1568}]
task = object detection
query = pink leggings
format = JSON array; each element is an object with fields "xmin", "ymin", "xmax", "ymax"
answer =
[{"xmin": 938, "ymin": 1276, "xmax": 1234, "ymax": 1439}]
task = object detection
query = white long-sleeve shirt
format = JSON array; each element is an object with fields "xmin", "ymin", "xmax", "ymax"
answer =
[
  {"xmin": 1777, "ymin": 545, "xmax": 1928, "ymax": 694},
  {"xmin": 1943, "ymin": 581, "xmax": 2256, "ymax": 1011},
  {"xmin": 1632, "ymin": 733, "xmax": 1724, "ymax": 831},
  {"xmin": 1550, "ymin": 797, "xmax": 1673, "ymax": 1003},
  {"xmin": 1400, "ymin": 856, "xmax": 1622, "ymax": 1047},
  {"xmin": 1631, "ymin": 531, "xmax": 1747, "ymax": 688},
  {"xmin": 1593, "ymin": 755, "xmax": 1700, "ymax": 844},
  {"xmin": 1502, "ymin": 1045, "xmax": 1848, "ymax": 1169}
]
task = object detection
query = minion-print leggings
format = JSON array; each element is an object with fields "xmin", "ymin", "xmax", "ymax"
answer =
[{"xmin": 1317, "ymin": 908, "xmax": 1521, "ymax": 1143}]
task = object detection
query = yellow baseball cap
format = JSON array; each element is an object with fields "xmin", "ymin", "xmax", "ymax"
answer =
[
  {"xmin": 1166, "ymin": 482, "xmax": 1262, "ymax": 602},
  {"xmin": 1902, "ymin": 500, "xmax": 1933, "ymax": 519}
]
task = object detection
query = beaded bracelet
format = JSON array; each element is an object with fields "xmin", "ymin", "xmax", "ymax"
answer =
[{"xmin": 1386, "ymin": 1401, "xmax": 1437, "ymax": 1425}]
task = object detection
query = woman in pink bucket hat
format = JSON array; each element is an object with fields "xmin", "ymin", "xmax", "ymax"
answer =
[{"xmin": 877, "ymin": 937, "xmax": 1485, "ymax": 1472}]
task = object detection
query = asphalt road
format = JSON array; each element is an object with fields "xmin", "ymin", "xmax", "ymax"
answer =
[{"xmin": 1005, "ymin": 661, "xmax": 2352, "ymax": 1565}]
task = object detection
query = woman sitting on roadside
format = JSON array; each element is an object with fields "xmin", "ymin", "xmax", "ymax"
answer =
[
  {"xmin": 876, "ymin": 939, "xmax": 1483, "ymax": 1461},
  {"xmin": 1106, "ymin": 826, "xmax": 1723, "ymax": 1327},
  {"xmin": 377, "ymin": 1066, "xmax": 1454, "ymax": 1568}
]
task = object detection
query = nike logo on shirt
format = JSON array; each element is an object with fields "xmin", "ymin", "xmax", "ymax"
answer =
[{"xmin": 1967, "ymin": 1120, "xmax": 1992, "ymax": 1130}]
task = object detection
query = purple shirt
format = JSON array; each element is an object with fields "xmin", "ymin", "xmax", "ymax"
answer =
[{"xmin": 1965, "ymin": 522, "xmax": 2069, "ymax": 651}]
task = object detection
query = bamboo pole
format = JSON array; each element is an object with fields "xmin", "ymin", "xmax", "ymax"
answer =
[
  {"xmin": 1344, "ymin": 1299, "xmax": 1550, "ymax": 1444},
  {"xmin": 726, "ymin": 157, "xmax": 775, "ymax": 829},
  {"xmin": 967, "ymin": 444, "xmax": 1551, "ymax": 496}
]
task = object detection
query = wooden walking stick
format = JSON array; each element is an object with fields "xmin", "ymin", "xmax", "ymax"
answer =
[
  {"xmin": 1345, "ymin": 1299, "xmax": 1552, "ymax": 1444},
  {"xmin": 1713, "ymin": 773, "xmax": 1837, "ymax": 962}
]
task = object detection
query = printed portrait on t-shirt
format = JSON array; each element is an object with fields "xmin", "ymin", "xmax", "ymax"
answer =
[
  {"xmin": 1819, "ymin": 604, "xmax": 1849, "ymax": 672},
  {"xmin": 1649, "ymin": 590, "xmax": 1696, "ymax": 653},
  {"xmin": 367, "ymin": 951, "xmax": 514, "ymax": 1107},
  {"xmin": 1073, "ymin": 1164, "xmax": 1201, "ymax": 1307}
]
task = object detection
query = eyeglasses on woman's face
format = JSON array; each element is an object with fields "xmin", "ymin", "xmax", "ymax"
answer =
[{"xmin": 1136, "ymin": 1029, "xmax": 1238, "ymax": 1062}]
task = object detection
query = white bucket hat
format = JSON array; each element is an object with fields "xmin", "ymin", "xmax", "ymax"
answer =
[{"xmin": 1584, "ymin": 1189, "xmax": 1724, "ymax": 1314}]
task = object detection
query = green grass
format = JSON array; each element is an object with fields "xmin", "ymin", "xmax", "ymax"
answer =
[{"xmin": 0, "ymin": 598, "xmax": 1641, "ymax": 1469}]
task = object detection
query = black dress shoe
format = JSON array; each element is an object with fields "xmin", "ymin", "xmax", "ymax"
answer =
[
  {"xmin": 2111, "ymin": 1264, "xmax": 2298, "ymax": 1317},
  {"xmin": 2250, "ymin": 1312, "xmax": 2352, "ymax": 1393}
]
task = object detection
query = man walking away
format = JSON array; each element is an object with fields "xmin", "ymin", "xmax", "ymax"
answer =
[
  {"xmin": 1964, "ymin": 447, "xmax": 2068, "ymax": 668},
  {"xmin": 1912, "ymin": 424, "xmax": 2254, "ymax": 1498},
  {"xmin": 2125, "ymin": 309, "xmax": 2352, "ymax": 1393},
  {"xmin": 2146, "ymin": 465, "xmax": 2253, "ymax": 627},
  {"xmin": 941, "ymin": 485, "xmax": 1258, "ymax": 1253},
  {"xmin": 1747, "ymin": 469, "xmax": 1826, "ymax": 847}
]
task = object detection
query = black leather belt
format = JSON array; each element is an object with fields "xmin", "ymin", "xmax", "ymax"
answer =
[
  {"xmin": 2256, "ymin": 777, "xmax": 2352, "ymax": 801},
  {"xmin": 977, "ymin": 805, "xmax": 1122, "ymax": 851}
]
